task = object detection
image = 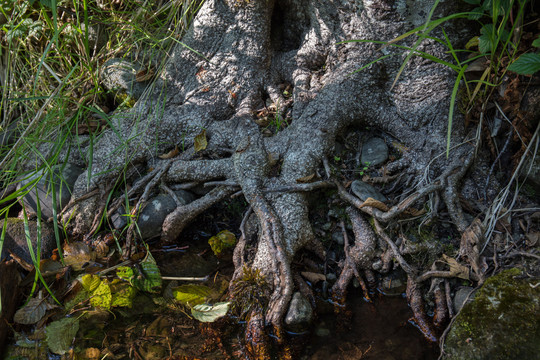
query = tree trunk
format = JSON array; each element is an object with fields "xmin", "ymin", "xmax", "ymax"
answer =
[{"xmin": 66, "ymin": 0, "xmax": 478, "ymax": 355}]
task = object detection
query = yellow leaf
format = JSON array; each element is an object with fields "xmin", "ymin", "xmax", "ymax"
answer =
[{"xmin": 194, "ymin": 129, "xmax": 207, "ymax": 152}]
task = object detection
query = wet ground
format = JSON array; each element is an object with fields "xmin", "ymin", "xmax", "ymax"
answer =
[{"xmin": 305, "ymin": 293, "xmax": 439, "ymax": 360}]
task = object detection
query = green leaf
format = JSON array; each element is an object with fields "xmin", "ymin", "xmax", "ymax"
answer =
[
  {"xmin": 46, "ymin": 317, "xmax": 79, "ymax": 355},
  {"xmin": 131, "ymin": 251, "xmax": 162, "ymax": 293},
  {"xmin": 467, "ymin": 6, "xmax": 485, "ymax": 20},
  {"xmin": 208, "ymin": 230, "xmax": 237, "ymax": 256},
  {"xmin": 532, "ymin": 36, "xmax": 540, "ymax": 48},
  {"xmin": 191, "ymin": 302, "xmax": 230, "ymax": 323},
  {"xmin": 116, "ymin": 266, "xmax": 135, "ymax": 282},
  {"xmin": 462, "ymin": 0, "xmax": 481, "ymax": 4},
  {"xmin": 508, "ymin": 53, "xmax": 540, "ymax": 75},
  {"xmin": 173, "ymin": 284, "xmax": 212, "ymax": 306}
]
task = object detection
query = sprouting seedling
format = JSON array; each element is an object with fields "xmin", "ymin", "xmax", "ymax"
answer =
[{"xmin": 359, "ymin": 161, "xmax": 371, "ymax": 176}]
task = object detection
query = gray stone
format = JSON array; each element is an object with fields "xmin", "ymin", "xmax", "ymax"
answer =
[
  {"xmin": 351, "ymin": 180, "xmax": 387, "ymax": 202},
  {"xmin": 325, "ymin": 272, "xmax": 336, "ymax": 282},
  {"xmin": 380, "ymin": 269, "xmax": 407, "ymax": 296},
  {"xmin": 315, "ymin": 326, "xmax": 330, "ymax": 337},
  {"xmin": 19, "ymin": 164, "xmax": 84, "ymax": 220},
  {"xmin": 453, "ymin": 286, "xmax": 475, "ymax": 313},
  {"xmin": 100, "ymin": 59, "xmax": 149, "ymax": 100},
  {"xmin": 331, "ymin": 231, "xmax": 344, "ymax": 245},
  {"xmin": 284, "ymin": 292, "xmax": 313, "ymax": 329},
  {"xmin": 81, "ymin": 23, "xmax": 108, "ymax": 52},
  {"xmin": 443, "ymin": 269, "xmax": 540, "ymax": 360},
  {"xmin": 0, "ymin": 121, "xmax": 19, "ymax": 147},
  {"xmin": 361, "ymin": 137, "xmax": 388, "ymax": 167},
  {"xmin": 111, "ymin": 190, "xmax": 196, "ymax": 240},
  {"xmin": 0, "ymin": 218, "xmax": 56, "ymax": 264}
]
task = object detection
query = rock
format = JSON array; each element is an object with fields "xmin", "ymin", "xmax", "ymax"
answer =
[
  {"xmin": 285, "ymin": 292, "xmax": 313, "ymax": 330},
  {"xmin": 0, "ymin": 218, "xmax": 56, "ymax": 263},
  {"xmin": 380, "ymin": 269, "xmax": 407, "ymax": 296},
  {"xmin": 111, "ymin": 190, "xmax": 196, "ymax": 240},
  {"xmin": 315, "ymin": 325, "xmax": 330, "ymax": 337},
  {"xmin": 0, "ymin": 120, "xmax": 19, "ymax": 147},
  {"xmin": 100, "ymin": 59, "xmax": 149, "ymax": 100},
  {"xmin": 453, "ymin": 286, "xmax": 476, "ymax": 313},
  {"xmin": 351, "ymin": 180, "xmax": 387, "ymax": 202},
  {"xmin": 81, "ymin": 23, "xmax": 108, "ymax": 52},
  {"xmin": 325, "ymin": 272, "xmax": 337, "ymax": 282},
  {"xmin": 19, "ymin": 164, "xmax": 83, "ymax": 220},
  {"xmin": 361, "ymin": 137, "xmax": 388, "ymax": 167},
  {"xmin": 443, "ymin": 268, "xmax": 540, "ymax": 360},
  {"xmin": 331, "ymin": 231, "xmax": 344, "ymax": 245}
]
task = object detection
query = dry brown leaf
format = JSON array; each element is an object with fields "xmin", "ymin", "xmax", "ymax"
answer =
[
  {"xmin": 442, "ymin": 254, "xmax": 469, "ymax": 280},
  {"xmin": 359, "ymin": 197, "xmax": 389, "ymax": 212},
  {"xmin": 135, "ymin": 67, "xmax": 155, "ymax": 82},
  {"xmin": 526, "ymin": 232, "xmax": 539, "ymax": 247},
  {"xmin": 459, "ymin": 218, "xmax": 486, "ymax": 281},
  {"xmin": 301, "ymin": 271, "xmax": 326, "ymax": 283},
  {"xmin": 194, "ymin": 129, "xmax": 208, "ymax": 152},
  {"xmin": 159, "ymin": 145, "xmax": 179, "ymax": 159},
  {"xmin": 296, "ymin": 173, "xmax": 316, "ymax": 183}
]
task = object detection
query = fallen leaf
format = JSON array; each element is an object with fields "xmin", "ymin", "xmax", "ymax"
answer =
[
  {"xmin": 441, "ymin": 254, "xmax": 469, "ymax": 280},
  {"xmin": 208, "ymin": 230, "xmax": 237, "ymax": 256},
  {"xmin": 46, "ymin": 317, "xmax": 80, "ymax": 355},
  {"xmin": 296, "ymin": 173, "xmax": 316, "ymax": 183},
  {"xmin": 159, "ymin": 145, "xmax": 179, "ymax": 159},
  {"xmin": 459, "ymin": 218, "xmax": 486, "ymax": 281},
  {"xmin": 173, "ymin": 284, "xmax": 212, "ymax": 306},
  {"xmin": 63, "ymin": 242, "xmax": 96, "ymax": 271},
  {"xmin": 14, "ymin": 297, "xmax": 48, "ymax": 324},
  {"xmin": 194, "ymin": 129, "xmax": 207, "ymax": 152},
  {"xmin": 135, "ymin": 67, "xmax": 155, "ymax": 82},
  {"xmin": 359, "ymin": 197, "xmax": 389, "ymax": 212},
  {"xmin": 526, "ymin": 232, "xmax": 539, "ymax": 247},
  {"xmin": 301, "ymin": 271, "xmax": 326, "ymax": 283},
  {"xmin": 191, "ymin": 302, "xmax": 230, "ymax": 322}
]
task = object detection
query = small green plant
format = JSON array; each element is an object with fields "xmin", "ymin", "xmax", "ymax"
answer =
[{"xmin": 359, "ymin": 161, "xmax": 371, "ymax": 176}]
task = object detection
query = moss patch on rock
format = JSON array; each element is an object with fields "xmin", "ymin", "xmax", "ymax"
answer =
[{"xmin": 443, "ymin": 268, "xmax": 540, "ymax": 360}]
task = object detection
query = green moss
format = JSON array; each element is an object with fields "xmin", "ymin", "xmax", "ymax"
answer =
[{"xmin": 444, "ymin": 268, "xmax": 540, "ymax": 360}]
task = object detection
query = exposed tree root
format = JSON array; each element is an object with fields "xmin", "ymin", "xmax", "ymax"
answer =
[{"xmin": 406, "ymin": 277, "xmax": 438, "ymax": 342}]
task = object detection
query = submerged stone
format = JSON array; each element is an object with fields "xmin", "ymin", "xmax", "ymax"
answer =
[
  {"xmin": 443, "ymin": 268, "xmax": 540, "ymax": 360},
  {"xmin": 285, "ymin": 292, "xmax": 313, "ymax": 330}
]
